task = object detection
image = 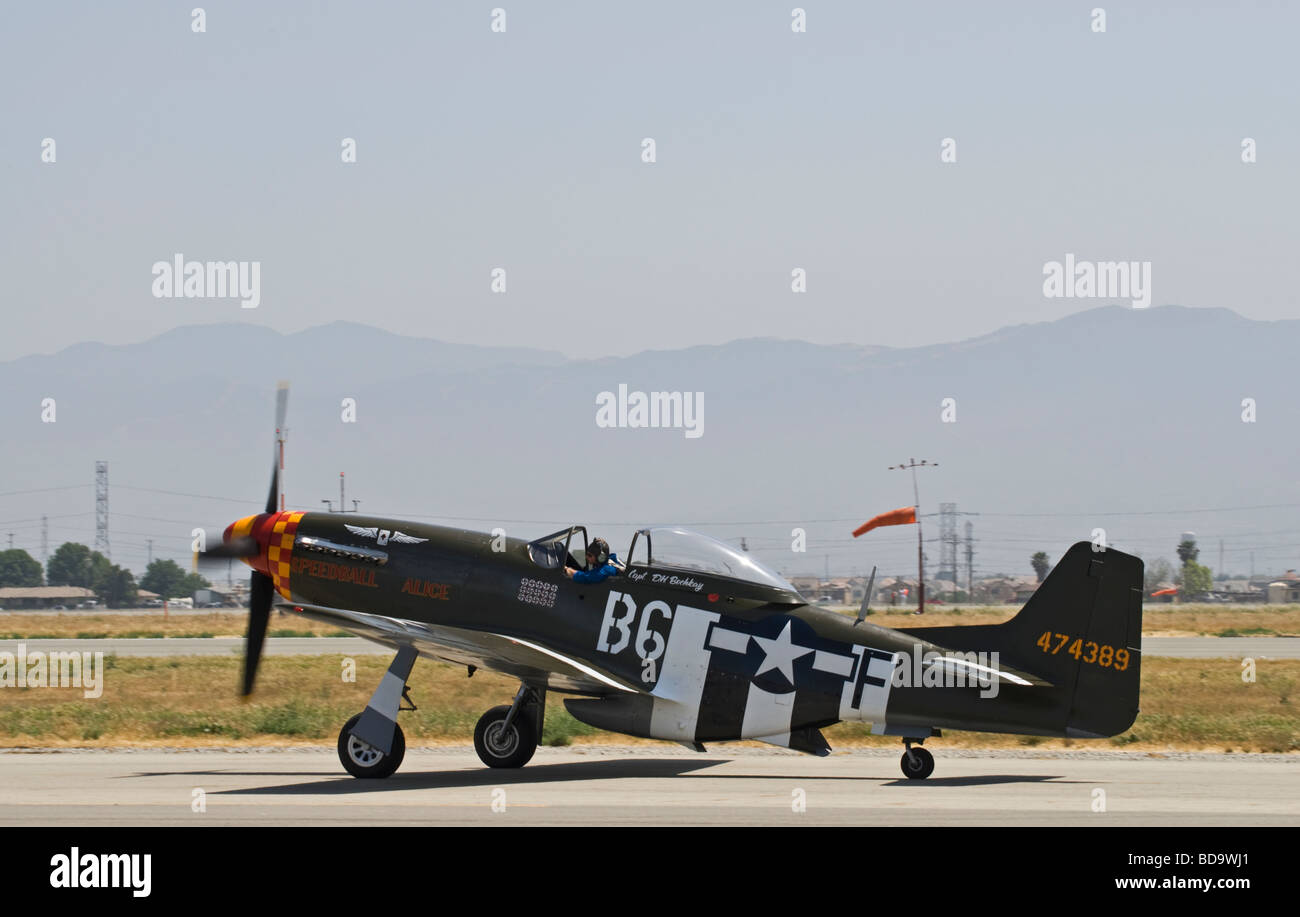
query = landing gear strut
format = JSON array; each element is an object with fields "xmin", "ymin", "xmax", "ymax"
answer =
[
  {"xmin": 900, "ymin": 738, "xmax": 935, "ymax": 780},
  {"xmin": 474, "ymin": 683, "xmax": 544, "ymax": 769},
  {"xmin": 338, "ymin": 646, "xmax": 418, "ymax": 779}
]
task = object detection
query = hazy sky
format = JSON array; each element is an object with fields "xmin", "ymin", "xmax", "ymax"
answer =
[{"xmin": 3, "ymin": 1, "xmax": 1297, "ymax": 363}]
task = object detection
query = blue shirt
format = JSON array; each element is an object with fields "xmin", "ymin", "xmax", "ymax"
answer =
[{"xmin": 572, "ymin": 553, "xmax": 622, "ymax": 584}]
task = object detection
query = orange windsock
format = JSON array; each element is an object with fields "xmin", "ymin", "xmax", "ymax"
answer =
[
  {"xmin": 852, "ymin": 506, "xmax": 917, "ymax": 537},
  {"xmin": 1151, "ymin": 587, "xmax": 1178, "ymax": 597}
]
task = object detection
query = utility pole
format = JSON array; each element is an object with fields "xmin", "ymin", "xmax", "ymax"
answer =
[
  {"xmin": 146, "ymin": 539, "xmax": 153, "ymax": 565},
  {"xmin": 6, "ymin": 533, "xmax": 12, "ymax": 550},
  {"xmin": 328, "ymin": 473, "xmax": 362, "ymax": 512},
  {"xmin": 888, "ymin": 458, "xmax": 938, "ymax": 614},
  {"xmin": 41, "ymin": 515, "xmax": 48, "ymax": 566}
]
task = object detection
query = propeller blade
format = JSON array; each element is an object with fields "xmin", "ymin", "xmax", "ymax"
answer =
[
  {"xmin": 275, "ymin": 379, "xmax": 290, "ymax": 432},
  {"xmin": 264, "ymin": 465, "xmax": 279, "ymax": 515},
  {"xmin": 242, "ymin": 571, "xmax": 274, "ymax": 696},
  {"xmin": 266, "ymin": 381, "xmax": 289, "ymax": 514}
]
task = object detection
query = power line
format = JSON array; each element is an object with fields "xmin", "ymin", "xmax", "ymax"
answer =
[
  {"xmin": 978, "ymin": 502, "xmax": 1300, "ymax": 518},
  {"xmin": 114, "ymin": 485, "xmax": 250, "ymax": 504},
  {"xmin": 0, "ymin": 484, "xmax": 89, "ymax": 499}
]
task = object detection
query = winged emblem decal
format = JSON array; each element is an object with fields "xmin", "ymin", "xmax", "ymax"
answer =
[{"xmin": 345, "ymin": 524, "xmax": 428, "ymax": 546}]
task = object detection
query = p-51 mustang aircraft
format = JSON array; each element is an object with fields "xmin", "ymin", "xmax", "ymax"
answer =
[{"xmin": 204, "ymin": 385, "xmax": 1143, "ymax": 780}]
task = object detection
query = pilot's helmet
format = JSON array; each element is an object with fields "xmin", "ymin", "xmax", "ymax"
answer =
[{"xmin": 588, "ymin": 538, "xmax": 610, "ymax": 566}]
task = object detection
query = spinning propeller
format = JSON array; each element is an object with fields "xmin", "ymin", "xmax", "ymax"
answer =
[{"xmin": 195, "ymin": 382, "xmax": 289, "ymax": 696}]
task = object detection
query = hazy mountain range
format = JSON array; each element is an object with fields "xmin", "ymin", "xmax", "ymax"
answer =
[{"xmin": 3, "ymin": 305, "xmax": 1298, "ymax": 580}]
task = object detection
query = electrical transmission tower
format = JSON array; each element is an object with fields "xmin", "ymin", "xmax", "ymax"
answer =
[
  {"xmin": 964, "ymin": 520, "xmax": 974, "ymax": 597},
  {"xmin": 938, "ymin": 502, "xmax": 958, "ymax": 582},
  {"xmin": 94, "ymin": 460, "xmax": 110, "ymax": 560}
]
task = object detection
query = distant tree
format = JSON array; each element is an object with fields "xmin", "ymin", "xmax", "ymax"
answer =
[
  {"xmin": 179, "ymin": 570, "xmax": 212, "ymax": 596},
  {"xmin": 0, "ymin": 549, "xmax": 43, "ymax": 587},
  {"xmin": 142, "ymin": 559, "xmax": 188, "ymax": 598},
  {"xmin": 46, "ymin": 542, "xmax": 110, "ymax": 588},
  {"xmin": 1031, "ymin": 552, "xmax": 1051, "ymax": 583},
  {"xmin": 93, "ymin": 564, "xmax": 137, "ymax": 607},
  {"xmin": 1176, "ymin": 539, "xmax": 1199, "ymax": 565},
  {"xmin": 140, "ymin": 558, "xmax": 210, "ymax": 599},
  {"xmin": 1177, "ymin": 561, "xmax": 1214, "ymax": 598},
  {"xmin": 1143, "ymin": 557, "xmax": 1174, "ymax": 592}
]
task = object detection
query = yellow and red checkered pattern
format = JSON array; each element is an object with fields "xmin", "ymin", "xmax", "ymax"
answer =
[
  {"xmin": 226, "ymin": 510, "xmax": 306, "ymax": 599},
  {"xmin": 266, "ymin": 511, "xmax": 305, "ymax": 598}
]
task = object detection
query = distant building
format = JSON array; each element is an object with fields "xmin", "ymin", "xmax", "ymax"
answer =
[
  {"xmin": 974, "ymin": 575, "xmax": 1038, "ymax": 604},
  {"xmin": 874, "ymin": 577, "xmax": 918, "ymax": 606},
  {"xmin": 0, "ymin": 586, "xmax": 96, "ymax": 609},
  {"xmin": 194, "ymin": 587, "xmax": 233, "ymax": 607},
  {"xmin": 789, "ymin": 577, "xmax": 821, "ymax": 600},
  {"xmin": 1267, "ymin": 572, "xmax": 1300, "ymax": 604}
]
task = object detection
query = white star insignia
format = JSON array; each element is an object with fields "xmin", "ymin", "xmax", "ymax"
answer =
[{"xmin": 752, "ymin": 620, "xmax": 813, "ymax": 684}]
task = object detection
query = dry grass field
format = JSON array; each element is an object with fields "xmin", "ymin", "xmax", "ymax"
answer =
[
  {"xmin": 0, "ymin": 654, "xmax": 1294, "ymax": 753},
  {"xmin": 856, "ymin": 603, "xmax": 1300, "ymax": 637},
  {"xmin": 0, "ymin": 610, "xmax": 348, "ymax": 639},
  {"xmin": 3, "ymin": 603, "xmax": 1298, "ymax": 639}
]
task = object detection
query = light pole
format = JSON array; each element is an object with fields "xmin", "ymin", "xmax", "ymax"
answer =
[{"xmin": 888, "ymin": 458, "xmax": 938, "ymax": 615}]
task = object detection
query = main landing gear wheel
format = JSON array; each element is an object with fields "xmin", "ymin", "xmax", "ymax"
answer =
[
  {"xmin": 338, "ymin": 713, "xmax": 406, "ymax": 779},
  {"xmin": 474, "ymin": 704, "xmax": 538, "ymax": 769},
  {"xmin": 900, "ymin": 745, "xmax": 935, "ymax": 780}
]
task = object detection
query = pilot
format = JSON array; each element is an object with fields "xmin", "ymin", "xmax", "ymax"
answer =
[{"xmin": 563, "ymin": 538, "xmax": 622, "ymax": 583}]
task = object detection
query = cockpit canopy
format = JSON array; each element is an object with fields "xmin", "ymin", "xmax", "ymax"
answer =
[
  {"xmin": 527, "ymin": 525, "xmax": 795, "ymax": 593},
  {"xmin": 527, "ymin": 528, "xmax": 584, "ymax": 570},
  {"xmin": 630, "ymin": 527, "xmax": 795, "ymax": 592}
]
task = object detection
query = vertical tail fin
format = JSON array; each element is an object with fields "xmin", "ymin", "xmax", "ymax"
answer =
[
  {"xmin": 900, "ymin": 542, "xmax": 1144, "ymax": 737},
  {"xmin": 1004, "ymin": 542, "xmax": 1144, "ymax": 736}
]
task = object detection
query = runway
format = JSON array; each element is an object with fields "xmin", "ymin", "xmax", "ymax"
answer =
[
  {"xmin": 0, "ymin": 746, "xmax": 1293, "ymax": 826},
  {"xmin": 2, "ymin": 636, "xmax": 1297, "ymax": 658}
]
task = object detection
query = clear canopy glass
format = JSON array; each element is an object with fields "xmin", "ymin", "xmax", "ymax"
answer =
[{"xmin": 637, "ymin": 527, "xmax": 795, "ymax": 592}]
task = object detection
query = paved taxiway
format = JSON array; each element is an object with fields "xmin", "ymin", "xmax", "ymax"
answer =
[
  {"xmin": 2, "ymin": 636, "xmax": 1297, "ymax": 658},
  {"xmin": 0, "ymin": 746, "xmax": 1294, "ymax": 826}
]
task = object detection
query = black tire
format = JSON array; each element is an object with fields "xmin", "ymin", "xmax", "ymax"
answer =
[
  {"xmin": 338, "ymin": 712, "xmax": 405, "ymax": 779},
  {"xmin": 473, "ymin": 704, "xmax": 538, "ymax": 769},
  {"xmin": 900, "ymin": 746, "xmax": 935, "ymax": 780}
]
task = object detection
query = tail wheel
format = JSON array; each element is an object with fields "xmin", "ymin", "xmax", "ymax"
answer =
[
  {"xmin": 338, "ymin": 713, "xmax": 405, "ymax": 779},
  {"xmin": 474, "ymin": 704, "xmax": 538, "ymax": 769},
  {"xmin": 900, "ymin": 746, "xmax": 935, "ymax": 780}
]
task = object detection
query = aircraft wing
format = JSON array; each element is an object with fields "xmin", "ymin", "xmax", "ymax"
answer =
[{"xmin": 277, "ymin": 601, "xmax": 641, "ymax": 697}]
